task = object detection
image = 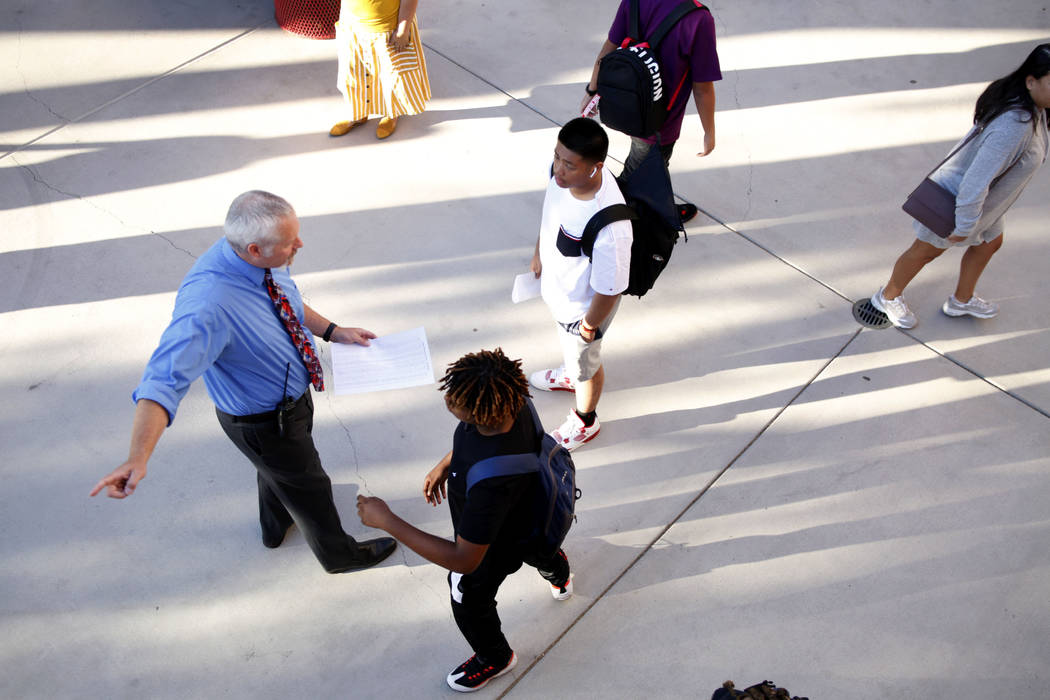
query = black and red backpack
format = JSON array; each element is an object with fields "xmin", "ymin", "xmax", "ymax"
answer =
[{"xmin": 595, "ymin": 0, "xmax": 709, "ymax": 138}]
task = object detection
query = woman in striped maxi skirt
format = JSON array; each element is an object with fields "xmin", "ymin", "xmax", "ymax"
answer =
[{"xmin": 330, "ymin": 0, "xmax": 431, "ymax": 140}]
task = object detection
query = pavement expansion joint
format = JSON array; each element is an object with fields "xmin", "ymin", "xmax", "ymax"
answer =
[
  {"xmin": 3, "ymin": 24, "xmax": 265, "ymax": 161},
  {"xmin": 903, "ymin": 333, "xmax": 1050, "ymax": 422},
  {"xmin": 423, "ymin": 41, "xmax": 556, "ymax": 126}
]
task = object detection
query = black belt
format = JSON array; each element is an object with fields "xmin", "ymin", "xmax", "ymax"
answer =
[{"xmin": 223, "ymin": 391, "xmax": 309, "ymax": 424}]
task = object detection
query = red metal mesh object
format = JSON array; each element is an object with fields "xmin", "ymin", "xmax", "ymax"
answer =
[{"xmin": 274, "ymin": 0, "xmax": 340, "ymax": 39}]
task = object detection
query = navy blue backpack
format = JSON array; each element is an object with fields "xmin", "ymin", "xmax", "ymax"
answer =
[{"xmin": 465, "ymin": 399, "xmax": 580, "ymax": 556}]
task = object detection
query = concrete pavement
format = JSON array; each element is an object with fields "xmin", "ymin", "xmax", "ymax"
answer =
[{"xmin": 2, "ymin": 1, "xmax": 1048, "ymax": 698}]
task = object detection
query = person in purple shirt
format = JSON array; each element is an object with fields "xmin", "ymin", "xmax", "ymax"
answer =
[
  {"xmin": 581, "ymin": 0, "xmax": 722, "ymax": 221},
  {"xmin": 90, "ymin": 190, "xmax": 396, "ymax": 574}
]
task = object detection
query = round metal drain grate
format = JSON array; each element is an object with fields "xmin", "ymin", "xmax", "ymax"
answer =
[{"xmin": 852, "ymin": 299, "xmax": 892, "ymax": 329}]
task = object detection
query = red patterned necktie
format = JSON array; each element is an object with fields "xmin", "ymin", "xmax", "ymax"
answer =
[{"xmin": 263, "ymin": 268, "xmax": 324, "ymax": 391}]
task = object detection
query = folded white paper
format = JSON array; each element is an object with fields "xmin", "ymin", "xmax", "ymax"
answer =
[{"xmin": 512, "ymin": 272, "xmax": 541, "ymax": 303}]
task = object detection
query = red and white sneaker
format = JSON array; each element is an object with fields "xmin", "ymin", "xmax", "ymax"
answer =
[
  {"xmin": 551, "ymin": 411, "xmax": 600, "ymax": 451},
  {"xmin": 529, "ymin": 367, "xmax": 576, "ymax": 393},
  {"xmin": 551, "ymin": 574, "xmax": 573, "ymax": 601}
]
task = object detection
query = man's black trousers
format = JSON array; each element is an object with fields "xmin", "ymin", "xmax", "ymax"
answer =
[
  {"xmin": 449, "ymin": 545, "xmax": 570, "ymax": 666},
  {"xmin": 216, "ymin": 391, "xmax": 359, "ymax": 572}
]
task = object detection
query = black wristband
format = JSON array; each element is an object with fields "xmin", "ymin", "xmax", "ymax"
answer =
[
  {"xmin": 585, "ymin": 85, "xmax": 597, "ymax": 96},
  {"xmin": 322, "ymin": 322, "xmax": 337, "ymax": 342}
]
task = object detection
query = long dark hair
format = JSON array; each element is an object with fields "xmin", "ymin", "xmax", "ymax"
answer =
[{"xmin": 974, "ymin": 43, "xmax": 1050, "ymax": 127}]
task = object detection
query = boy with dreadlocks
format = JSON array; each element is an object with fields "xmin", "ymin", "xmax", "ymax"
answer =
[{"xmin": 357, "ymin": 348, "xmax": 573, "ymax": 693}]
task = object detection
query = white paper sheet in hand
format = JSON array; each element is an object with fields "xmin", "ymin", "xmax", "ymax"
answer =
[
  {"xmin": 512, "ymin": 272, "xmax": 541, "ymax": 303},
  {"xmin": 330, "ymin": 326, "xmax": 435, "ymax": 395}
]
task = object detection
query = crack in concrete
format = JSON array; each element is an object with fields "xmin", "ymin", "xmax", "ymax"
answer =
[
  {"xmin": 721, "ymin": 9, "xmax": 754, "ymax": 222},
  {"xmin": 22, "ymin": 87, "xmax": 68, "ymax": 123},
  {"xmin": 12, "ymin": 155, "xmax": 196, "ymax": 259},
  {"xmin": 317, "ymin": 385, "xmax": 446, "ymax": 601},
  {"xmin": 13, "ymin": 12, "xmax": 69, "ymax": 123},
  {"xmin": 320, "ymin": 392, "xmax": 448, "ymax": 605},
  {"xmin": 150, "ymin": 231, "xmax": 197, "ymax": 259},
  {"xmin": 400, "ymin": 550, "xmax": 445, "ymax": 602},
  {"xmin": 325, "ymin": 393, "xmax": 368, "ymax": 494},
  {"xmin": 14, "ymin": 155, "xmax": 85, "ymax": 202},
  {"xmin": 739, "ymin": 116, "xmax": 755, "ymax": 222}
]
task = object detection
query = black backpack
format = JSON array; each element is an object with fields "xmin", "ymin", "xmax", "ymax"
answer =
[
  {"xmin": 466, "ymin": 399, "xmax": 580, "ymax": 557},
  {"xmin": 580, "ymin": 141, "xmax": 684, "ymax": 297},
  {"xmin": 596, "ymin": 0, "xmax": 708, "ymax": 138}
]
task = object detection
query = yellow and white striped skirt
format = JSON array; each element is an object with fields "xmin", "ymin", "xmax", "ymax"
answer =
[{"xmin": 335, "ymin": 17, "xmax": 431, "ymax": 120}]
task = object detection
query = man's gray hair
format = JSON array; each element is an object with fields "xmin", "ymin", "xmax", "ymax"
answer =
[{"xmin": 224, "ymin": 190, "xmax": 296, "ymax": 255}]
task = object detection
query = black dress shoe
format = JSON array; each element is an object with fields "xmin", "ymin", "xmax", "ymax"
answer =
[
  {"xmin": 328, "ymin": 537, "xmax": 398, "ymax": 574},
  {"xmin": 262, "ymin": 523, "xmax": 292, "ymax": 549}
]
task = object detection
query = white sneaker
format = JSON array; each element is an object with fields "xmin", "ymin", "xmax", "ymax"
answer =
[
  {"xmin": 551, "ymin": 575, "xmax": 573, "ymax": 601},
  {"xmin": 870, "ymin": 287, "xmax": 917, "ymax": 329},
  {"xmin": 551, "ymin": 411, "xmax": 600, "ymax": 451},
  {"xmin": 529, "ymin": 367, "xmax": 576, "ymax": 393},
  {"xmin": 942, "ymin": 294, "xmax": 999, "ymax": 319}
]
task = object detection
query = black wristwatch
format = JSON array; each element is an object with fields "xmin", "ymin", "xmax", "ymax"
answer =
[
  {"xmin": 585, "ymin": 85, "xmax": 597, "ymax": 96},
  {"xmin": 322, "ymin": 322, "xmax": 337, "ymax": 342}
]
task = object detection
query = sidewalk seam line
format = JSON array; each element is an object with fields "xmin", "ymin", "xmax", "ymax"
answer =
[
  {"xmin": 421, "ymin": 43, "xmax": 555, "ymax": 124},
  {"xmin": 898, "ymin": 329, "xmax": 1050, "ymax": 420},
  {"xmin": 698, "ymin": 211, "xmax": 852, "ymax": 302},
  {"xmin": 709, "ymin": 212, "xmax": 1050, "ymax": 421},
  {"xmin": 1, "ymin": 23, "xmax": 266, "ymax": 162},
  {"xmin": 499, "ymin": 328, "xmax": 862, "ymax": 697}
]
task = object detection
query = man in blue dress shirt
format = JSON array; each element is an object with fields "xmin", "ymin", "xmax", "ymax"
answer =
[{"xmin": 91, "ymin": 190, "xmax": 396, "ymax": 573}]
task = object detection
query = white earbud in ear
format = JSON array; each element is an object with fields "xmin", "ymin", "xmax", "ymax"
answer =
[{"xmin": 590, "ymin": 167, "xmax": 597, "ymax": 177}]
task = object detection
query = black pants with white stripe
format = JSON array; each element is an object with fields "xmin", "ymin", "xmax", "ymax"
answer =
[{"xmin": 449, "ymin": 545, "xmax": 570, "ymax": 666}]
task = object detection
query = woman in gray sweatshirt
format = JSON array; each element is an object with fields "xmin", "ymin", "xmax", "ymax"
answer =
[{"xmin": 872, "ymin": 44, "xmax": 1050, "ymax": 329}]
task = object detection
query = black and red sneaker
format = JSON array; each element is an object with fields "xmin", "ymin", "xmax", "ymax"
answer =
[
  {"xmin": 678, "ymin": 202, "xmax": 699, "ymax": 223},
  {"xmin": 446, "ymin": 652, "xmax": 518, "ymax": 692}
]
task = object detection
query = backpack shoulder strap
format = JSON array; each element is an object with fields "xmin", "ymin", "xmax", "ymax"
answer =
[
  {"xmin": 628, "ymin": 0, "xmax": 642, "ymax": 43},
  {"xmin": 647, "ymin": 1, "xmax": 707, "ymax": 50},
  {"xmin": 580, "ymin": 204, "xmax": 637, "ymax": 260},
  {"xmin": 922, "ymin": 124, "xmax": 983, "ymax": 179},
  {"xmin": 467, "ymin": 453, "xmax": 538, "ymax": 492},
  {"xmin": 465, "ymin": 398, "xmax": 545, "ymax": 491}
]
